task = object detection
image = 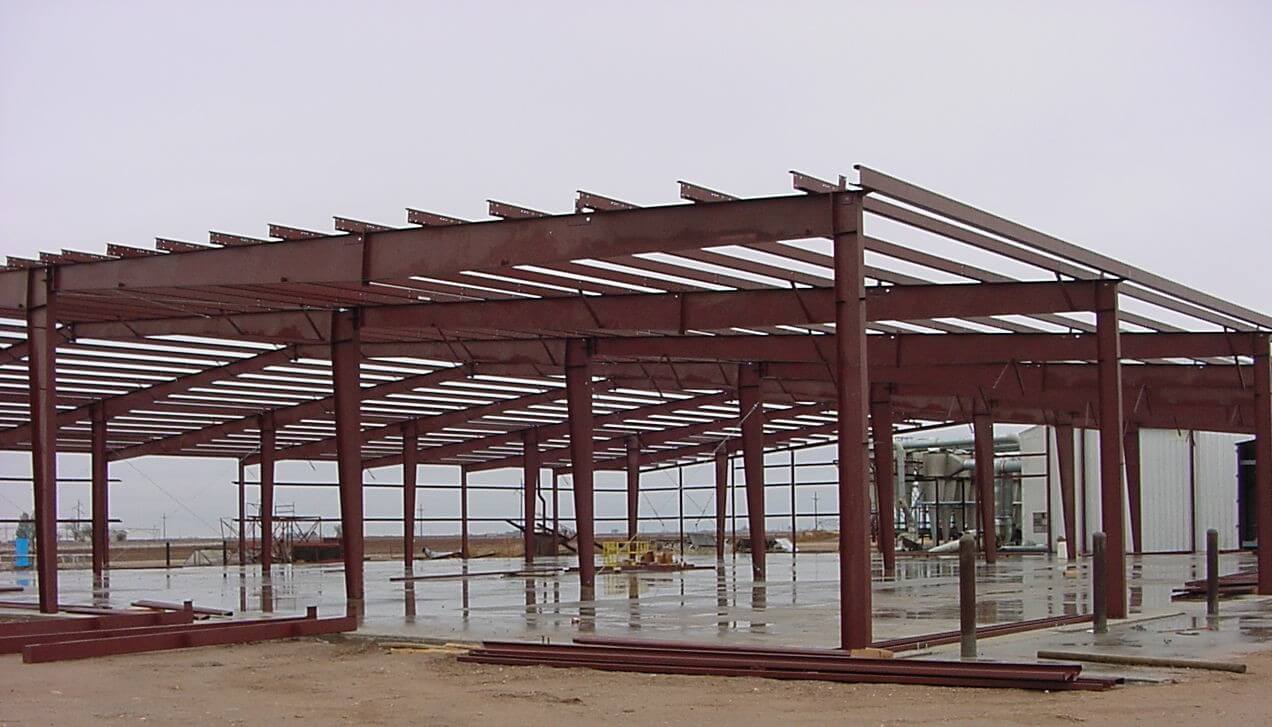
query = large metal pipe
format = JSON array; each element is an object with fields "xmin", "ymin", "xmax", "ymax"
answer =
[
  {"xmin": 833, "ymin": 192, "xmax": 872, "ymax": 650},
  {"xmin": 90, "ymin": 404, "xmax": 109, "ymax": 576},
  {"xmin": 26, "ymin": 268, "xmax": 58, "ymax": 613},
  {"xmin": 331, "ymin": 309, "xmax": 364, "ymax": 609},
  {"xmin": 565, "ymin": 339, "xmax": 596, "ymax": 590},
  {"xmin": 738, "ymin": 363, "xmax": 766, "ymax": 579},
  {"xmin": 1096, "ymin": 282, "xmax": 1127, "ymax": 619}
]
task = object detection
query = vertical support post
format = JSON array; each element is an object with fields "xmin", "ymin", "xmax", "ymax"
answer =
[
  {"xmin": 565, "ymin": 338, "xmax": 596, "ymax": 590},
  {"xmin": 522, "ymin": 428, "xmax": 539, "ymax": 562},
  {"xmin": 1092, "ymin": 531, "xmax": 1108, "ymax": 633},
  {"xmin": 625, "ymin": 436, "xmax": 639, "ymax": 540},
  {"xmin": 258, "ymin": 411, "xmax": 275, "ymax": 574},
  {"xmin": 1055, "ymin": 422, "xmax": 1078, "ymax": 560},
  {"xmin": 26, "ymin": 267, "xmax": 58, "ymax": 613},
  {"xmin": 402, "ymin": 421, "xmax": 418, "ymax": 569},
  {"xmin": 1254, "ymin": 336, "xmax": 1272, "ymax": 594},
  {"xmin": 1206, "ymin": 528, "xmax": 1219, "ymax": 616},
  {"xmin": 870, "ymin": 386, "xmax": 897, "ymax": 576},
  {"xmin": 959, "ymin": 533, "xmax": 977, "ymax": 659},
  {"xmin": 973, "ymin": 411, "xmax": 997, "ymax": 563},
  {"xmin": 459, "ymin": 466, "xmax": 470, "ymax": 558},
  {"xmin": 1096, "ymin": 281, "xmax": 1127, "ymax": 619},
  {"xmin": 90, "ymin": 403, "xmax": 109, "ymax": 577},
  {"xmin": 1124, "ymin": 426, "xmax": 1143, "ymax": 555},
  {"xmin": 331, "ymin": 309, "xmax": 364, "ymax": 608},
  {"xmin": 551, "ymin": 472, "xmax": 559, "ymax": 540},
  {"xmin": 832, "ymin": 192, "xmax": 871, "ymax": 650},
  {"xmin": 678, "ymin": 465, "xmax": 685, "ymax": 557},
  {"xmin": 237, "ymin": 459, "xmax": 246, "ymax": 566},
  {"xmin": 714, "ymin": 449, "xmax": 727, "ymax": 561},
  {"xmin": 738, "ymin": 362, "xmax": 767, "ymax": 579},
  {"xmin": 789, "ymin": 450, "xmax": 797, "ymax": 555}
]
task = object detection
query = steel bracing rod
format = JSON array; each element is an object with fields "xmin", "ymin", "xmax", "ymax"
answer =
[
  {"xmin": 387, "ymin": 390, "xmax": 735, "ymax": 471},
  {"xmin": 0, "ymin": 345, "xmax": 299, "ymax": 447},
  {"xmin": 26, "ymin": 268, "xmax": 59, "ymax": 613},
  {"xmin": 0, "ymin": 194, "xmax": 834, "ymax": 308},
  {"xmin": 247, "ymin": 383, "xmax": 571, "ymax": 464},
  {"xmin": 856, "ymin": 165, "xmax": 1272, "ymax": 331},
  {"xmin": 106, "ymin": 364, "xmax": 472, "ymax": 461},
  {"xmin": 69, "ymin": 279, "xmax": 1105, "ymax": 341}
]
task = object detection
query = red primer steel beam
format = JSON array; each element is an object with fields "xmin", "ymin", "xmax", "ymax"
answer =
[
  {"xmin": 1055, "ymin": 423, "xmax": 1078, "ymax": 560},
  {"xmin": 90, "ymin": 404, "xmax": 108, "ymax": 576},
  {"xmin": 1124, "ymin": 427, "xmax": 1143, "ymax": 555},
  {"xmin": 974, "ymin": 411, "xmax": 997, "ymax": 563},
  {"xmin": 834, "ymin": 193, "xmax": 872, "ymax": 650},
  {"xmin": 714, "ymin": 449, "xmax": 728, "ymax": 560},
  {"xmin": 0, "ymin": 612, "xmax": 307, "ymax": 654},
  {"xmin": 22, "ymin": 612, "xmax": 355, "ymax": 663},
  {"xmin": 1096, "ymin": 282, "xmax": 1127, "ymax": 618},
  {"xmin": 625, "ymin": 437, "xmax": 639, "ymax": 539},
  {"xmin": 566, "ymin": 339, "xmax": 596, "ymax": 589},
  {"xmin": 460, "ymin": 466, "xmax": 470, "ymax": 558},
  {"xmin": 237, "ymin": 459, "xmax": 246, "ymax": 567},
  {"xmin": 870, "ymin": 386, "xmax": 897, "ymax": 575},
  {"xmin": 331, "ymin": 310, "xmax": 364, "ymax": 609},
  {"xmin": 0, "ymin": 608, "xmax": 193, "ymax": 638},
  {"xmin": 522, "ymin": 428, "xmax": 539, "ymax": 563},
  {"xmin": 26, "ymin": 268, "xmax": 58, "ymax": 613},
  {"xmin": 1255, "ymin": 338, "xmax": 1272, "ymax": 594},
  {"xmin": 19, "ymin": 194, "xmax": 831, "ymax": 305},
  {"xmin": 738, "ymin": 363, "xmax": 766, "ymax": 579},
  {"xmin": 259, "ymin": 412, "xmax": 275, "ymax": 574},
  {"xmin": 403, "ymin": 421, "xmax": 418, "ymax": 569}
]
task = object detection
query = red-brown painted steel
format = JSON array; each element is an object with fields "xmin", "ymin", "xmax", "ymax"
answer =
[
  {"xmin": 833, "ymin": 192, "xmax": 872, "ymax": 650},
  {"xmin": 90, "ymin": 403, "xmax": 109, "ymax": 576},
  {"xmin": 1123, "ymin": 427, "xmax": 1142, "ymax": 555},
  {"xmin": 237, "ymin": 459, "xmax": 246, "ymax": 567},
  {"xmin": 566, "ymin": 339, "xmax": 596, "ymax": 589},
  {"xmin": 974, "ymin": 411, "xmax": 997, "ymax": 563},
  {"xmin": 402, "ymin": 421, "xmax": 418, "ymax": 569},
  {"xmin": 1055, "ymin": 423, "xmax": 1078, "ymax": 560},
  {"xmin": 258, "ymin": 411, "xmax": 275, "ymax": 573},
  {"xmin": 738, "ymin": 362, "xmax": 766, "ymax": 579},
  {"xmin": 1255, "ymin": 339, "xmax": 1272, "ymax": 594},
  {"xmin": 625, "ymin": 437, "xmax": 639, "ymax": 539},
  {"xmin": 1096, "ymin": 282, "xmax": 1127, "ymax": 619},
  {"xmin": 460, "ymin": 466, "xmax": 470, "ymax": 558},
  {"xmin": 331, "ymin": 309, "xmax": 364, "ymax": 608},
  {"xmin": 714, "ymin": 449, "xmax": 727, "ymax": 560},
  {"xmin": 522, "ymin": 428, "xmax": 539, "ymax": 562},
  {"xmin": 870, "ymin": 386, "xmax": 897, "ymax": 575},
  {"xmin": 0, "ymin": 609, "xmax": 193, "ymax": 639},
  {"xmin": 26, "ymin": 268, "xmax": 58, "ymax": 613}
]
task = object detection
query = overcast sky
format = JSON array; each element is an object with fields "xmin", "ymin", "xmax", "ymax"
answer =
[{"xmin": 0, "ymin": 2, "xmax": 1268, "ymax": 539}]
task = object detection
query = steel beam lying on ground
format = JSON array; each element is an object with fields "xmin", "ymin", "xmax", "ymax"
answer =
[{"xmin": 0, "ymin": 608, "xmax": 194, "ymax": 638}]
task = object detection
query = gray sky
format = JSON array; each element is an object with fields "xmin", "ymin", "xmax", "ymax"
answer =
[{"xmin": 1, "ymin": 2, "xmax": 1269, "ymax": 538}]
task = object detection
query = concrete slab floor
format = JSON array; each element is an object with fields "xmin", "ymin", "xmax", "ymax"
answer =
[{"xmin": 2, "ymin": 550, "xmax": 1267, "ymax": 657}]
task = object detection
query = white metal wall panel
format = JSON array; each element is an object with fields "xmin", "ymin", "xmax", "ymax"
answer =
[
  {"xmin": 1137, "ymin": 429, "xmax": 1192, "ymax": 553},
  {"xmin": 1193, "ymin": 432, "xmax": 1243, "ymax": 550},
  {"xmin": 1019, "ymin": 426, "xmax": 1051, "ymax": 547}
]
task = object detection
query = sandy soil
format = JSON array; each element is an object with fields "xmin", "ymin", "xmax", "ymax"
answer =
[{"xmin": 2, "ymin": 638, "xmax": 1268, "ymax": 726}]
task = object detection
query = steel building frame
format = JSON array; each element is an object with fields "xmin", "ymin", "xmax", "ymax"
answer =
[{"xmin": 2, "ymin": 166, "xmax": 1269, "ymax": 650}]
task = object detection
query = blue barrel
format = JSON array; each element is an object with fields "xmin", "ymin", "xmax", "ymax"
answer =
[{"xmin": 14, "ymin": 536, "xmax": 31, "ymax": 568}]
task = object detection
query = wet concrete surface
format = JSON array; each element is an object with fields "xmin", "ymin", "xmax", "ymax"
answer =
[{"xmin": 3, "ymin": 550, "xmax": 1269, "ymax": 661}]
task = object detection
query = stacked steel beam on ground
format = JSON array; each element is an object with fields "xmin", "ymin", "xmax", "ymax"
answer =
[
  {"xmin": 1172, "ymin": 570, "xmax": 1259, "ymax": 600},
  {"xmin": 460, "ymin": 637, "xmax": 1121, "ymax": 691}
]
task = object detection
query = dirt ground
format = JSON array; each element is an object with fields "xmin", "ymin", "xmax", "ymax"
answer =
[{"xmin": 1, "ymin": 638, "xmax": 1268, "ymax": 726}]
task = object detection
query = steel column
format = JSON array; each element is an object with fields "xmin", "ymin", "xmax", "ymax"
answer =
[
  {"xmin": 973, "ymin": 411, "xmax": 997, "ymax": 563},
  {"xmin": 869, "ymin": 386, "xmax": 897, "ymax": 576},
  {"xmin": 258, "ymin": 412, "xmax": 275, "ymax": 573},
  {"xmin": 715, "ymin": 450, "xmax": 727, "ymax": 560},
  {"xmin": 460, "ymin": 466, "xmax": 470, "ymax": 558},
  {"xmin": 565, "ymin": 339, "xmax": 596, "ymax": 589},
  {"xmin": 1096, "ymin": 282, "xmax": 1127, "ymax": 619},
  {"xmin": 833, "ymin": 192, "xmax": 872, "ymax": 650},
  {"xmin": 1054, "ymin": 422, "xmax": 1078, "ymax": 560},
  {"xmin": 625, "ymin": 437, "xmax": 639, "ymax": 539},
  {"xmin": 26, "ymin": 268, "xmax": 58, "ymax": 613},
  {"xmin": 331, "ymin": 309, "xmax": 364, "ymax": 608},
  {"xmin": 237, "ymin": 459, "xmax": 245, "ymax": 567},
  {"xmin": 1255, "ymin": 337, "xmax": 1272, "ymax": 594},
  {"xmin": 738, "ymin": 362, "xmax": 767, "ymax": 579},
  {"xmin": 402, "ymin": 421, "xmax": 418, "ymax": 568},
  {"xmin": 1123, "ymin": 427, "xmax": 1142, "ymax": 555},
  {"xmin": 522, "ymin": 428, "xmax": 539, "ymax": 562},
  {"xmin": 90, "ymin": 404, "xmax": 109, "ymax": 576}
]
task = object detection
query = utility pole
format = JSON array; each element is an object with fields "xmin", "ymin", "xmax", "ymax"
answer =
[{"xmin": 161, "ymin": 513, "xmax": 167, "ymax": 541}]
